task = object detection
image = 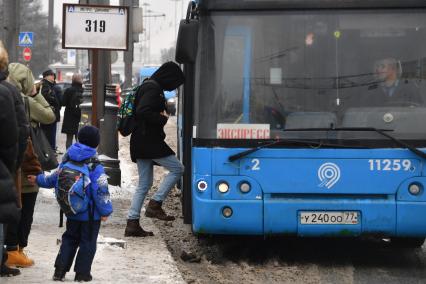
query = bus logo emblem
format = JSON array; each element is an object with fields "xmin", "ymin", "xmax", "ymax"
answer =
[{"xmin": 318, "ymin": 163, "xmax": 340, "ymax": 189}]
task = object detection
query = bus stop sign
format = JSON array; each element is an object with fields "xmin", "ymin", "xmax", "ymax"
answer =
[{"xmin": 23, "ymin": 47, "xmax": 32, "ymax": 61}]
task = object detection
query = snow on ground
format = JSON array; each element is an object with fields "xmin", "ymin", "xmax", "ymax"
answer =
[{"xmin": 2, "ymin": 117, "xmax": 185, "ymax": 283}]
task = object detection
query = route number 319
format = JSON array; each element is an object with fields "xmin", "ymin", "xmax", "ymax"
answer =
[{"xmin": 85, "ymin": 20, "xmax": 106, "ymax": 33}]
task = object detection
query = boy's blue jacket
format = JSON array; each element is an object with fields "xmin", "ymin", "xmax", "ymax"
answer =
[{"xmin": 36, "ymin": 143, "xmax": 113, "ymax": 221}]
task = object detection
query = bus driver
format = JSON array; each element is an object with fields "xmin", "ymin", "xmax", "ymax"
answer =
[{"xmin": 371, "ymin": 57, "xmax": 423, "ymax": 106}]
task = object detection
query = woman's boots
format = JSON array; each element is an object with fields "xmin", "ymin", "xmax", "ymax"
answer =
[
  {"xmin": 145, "ymin": 200, "xmax": 175, "ymax": 221},
  {"xmin": 124, "ymin": 219, "xmax": 154, "ymax": 237}
]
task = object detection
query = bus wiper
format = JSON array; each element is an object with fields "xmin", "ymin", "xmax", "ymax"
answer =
[
  {"xmin": 228, "ymin": 139, "xmax": 360, "ymax": 162},
  {"xmin": 285, "ymin": 127, "xmax": 426, "ymax": 160}
]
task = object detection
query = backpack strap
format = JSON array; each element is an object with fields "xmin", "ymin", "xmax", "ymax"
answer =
[{"xmin": 85, "ymin": 157, "xmax": 100, "ymax": 172}]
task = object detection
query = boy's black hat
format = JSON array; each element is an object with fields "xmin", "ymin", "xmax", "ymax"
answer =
[
  {"xmin": 78, "ymin": 125, "xmax": 100, "ymax": 148},
  {"xmin": 42, "ymin": 69, "xmax": 55, "ymax": 78}
]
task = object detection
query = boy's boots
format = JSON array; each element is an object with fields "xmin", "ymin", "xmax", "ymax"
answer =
[
  {"xmin": 124, "ymin": 219, "xmax": 154, "ymax": 237},
  {"xmin": 6, "ymin": 247, "xmax": 34, "ymax": 267},
  {"xmin": 74, "ymin": 273, "xmax": 93, "ymax": 282},
  {"xmin": 53, "ymin": 268, "xmax": 66, "ymax": 281},
  {"xmin": 145, "ymin": 199, "xmax": 175, "ymax": 221}
]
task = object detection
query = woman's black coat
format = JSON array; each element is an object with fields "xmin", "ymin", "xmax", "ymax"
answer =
[
  {"xmin": 0, "ymin": 83, "xmax": 19, "ymax": 171},
  {"xmin": 0, "ymin": 83, "xmax": 20, "ymax": 224},
  {"xmin": 61, "ymin": 83, "xmax": 83, "ymax": 135},
  {"xmin": 0, "ymin": 160, "xmax": 20, "ymax": 224},
  {"xmin": 130, "ymin": 62, "xmax": 184, "ymax": 161}
]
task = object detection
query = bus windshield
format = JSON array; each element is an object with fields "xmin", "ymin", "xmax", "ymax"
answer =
[{"xmin": 195, "ymin": 9, "xmax": 426, "ymax": 142}]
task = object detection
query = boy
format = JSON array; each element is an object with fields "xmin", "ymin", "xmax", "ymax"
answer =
[{"xmin": 28, "ymin": 125, "xmax": 113, "ymax": 282}]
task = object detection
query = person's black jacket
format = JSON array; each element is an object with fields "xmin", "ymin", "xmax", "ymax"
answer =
[
  {"xmin": 0, "ymin": 84, "xmax": 18, "ymax": 171},
  {"xmin": 0, "ymin": 160, "xmax": 20, "ymax": 224},
  {"xmin": 61, "ymin": 82, "xmax": 83, "ymax": 135},
  {"xmin": 0, "ymin": 83, "xmax": 20, "ymax": 224},
  {"xmin": 41, "ymin": 79, "xmax": 61, "ymax": 122},
  {"xmin": 130, "ymin": 62, "xmax": 184, "ymax": 161},
  {"xmin": 0, "ymin": 70, "xmax": 28, "ymax": 169}
]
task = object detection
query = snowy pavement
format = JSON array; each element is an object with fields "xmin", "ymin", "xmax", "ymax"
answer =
[{"xmin": 2, "ymin": 117, "xmax": 185, "ymax": 283}]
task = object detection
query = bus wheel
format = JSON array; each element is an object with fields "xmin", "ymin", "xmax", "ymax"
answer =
[{"xmin": 390, "ymin": 237, "xmax": 425, "ymax": 248}]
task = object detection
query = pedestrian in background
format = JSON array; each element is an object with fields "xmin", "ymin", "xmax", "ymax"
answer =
[
  {"xmin": 5, "ymin": 63, "xmax": 55, "ymax": 268},
  {"xmin": 125, "ymin": 61, "xmax": 185, "ymax": 237},
  {"xmin": 61, "ymin": 73, "xmax": 84, "ymax": 149},
  {"xmin": 40, "ymin": 69, "xmax": 61, "ymax": 151}
]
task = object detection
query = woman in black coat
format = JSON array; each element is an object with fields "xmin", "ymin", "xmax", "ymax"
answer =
[
  {"xmin": 61, "ymin": 74, "xmax": 83, "ymax": 149},
  {"xmin": 0, "ymin": 83, "xmax": 21, "ymax": 277},
  {"xmin": 125, "ymin": 62, "xmax": 185, "ymax": 237},
  {"xmin": 0, "ymin": 83, "xmax": 20, "ymax": 219}
]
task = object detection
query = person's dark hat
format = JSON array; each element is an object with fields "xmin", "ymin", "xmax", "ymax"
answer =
[
  {"xmin": 77, "ymin": 125, "xmax": 100, "ymax": 148},
  {"xmin": 42, "ymin": 69, "xmax": 55, "ymax": 78}
]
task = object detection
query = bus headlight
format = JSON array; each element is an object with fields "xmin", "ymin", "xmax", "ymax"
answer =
[
  {"xmin": 239, "ymin": 182, "xmax": 251, "ymax": 193},
  {"xmin": 222, "ymin": 207, "xmax": 233, "ymax": 218},
  {"xmin": 197, "ymin": 180, "xmax": 208, "ymax": 192},
  {"xmin": 218, "ymin": 182, "xmax": 229, "ymax": 193},
  {"xmin": 409, "ymin": 183, "xmax": 422, "ymax": 195}
]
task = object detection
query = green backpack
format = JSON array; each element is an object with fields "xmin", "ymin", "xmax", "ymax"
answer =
[
  {"xmin": 116, "ymin": 80, "xmax": 160, "ymax": 136},
  {"xmin": 117, "ymin": 84, "xmax": 140, "ymax": 136}
]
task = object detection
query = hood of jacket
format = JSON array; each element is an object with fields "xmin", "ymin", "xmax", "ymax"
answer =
[
  {"xmin": 7, "ymin": 63, "xmax": 34, "ymax": 96},
  {"xmin": 150, "ymin": 61, "xmax": 184, "ymax": 91},
  {"xmin": 64, "ymin": 143, "xmax": 97, "ymax": 162}
]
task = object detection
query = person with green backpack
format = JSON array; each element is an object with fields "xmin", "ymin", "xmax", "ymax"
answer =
[{"xmin": 124, "ymin": 61, "xmax": 185, "ymax": 237}]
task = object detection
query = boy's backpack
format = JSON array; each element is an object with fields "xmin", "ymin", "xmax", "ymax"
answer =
[
  {"xmin": 56, "ymin": 159, "xmax": 96, "ymax": 215},
  {"xmin": 116, "ymin": 80, "xmax": 161, "ymax": 136}
]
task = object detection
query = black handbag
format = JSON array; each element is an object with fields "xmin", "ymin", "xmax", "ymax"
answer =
[{"xmin": 25, "ymin": 97, "xmax": 58, "ymax": 171}]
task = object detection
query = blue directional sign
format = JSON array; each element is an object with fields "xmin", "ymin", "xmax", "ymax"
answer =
[{"xmin": 18, "ymin": 32, "xmax": 33, "ymax": 47}]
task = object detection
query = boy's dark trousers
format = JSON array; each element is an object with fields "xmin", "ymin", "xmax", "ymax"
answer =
[{"xmin": 55, "ymin": 219, "xmax": 101, "ymax": 275}]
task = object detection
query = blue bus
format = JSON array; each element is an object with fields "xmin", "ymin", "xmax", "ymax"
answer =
[{"xmin": 175, "ymin": 0, "xmax": 426, "ymax": 247}]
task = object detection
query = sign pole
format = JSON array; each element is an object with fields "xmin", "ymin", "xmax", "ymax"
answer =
[
  {"xmin": 63, "ymin": 3, "xmax": 128, "ymax": 186},
  {"xmin": 91, "ymin": 49, "xmax": 98, "ymax": 127}
]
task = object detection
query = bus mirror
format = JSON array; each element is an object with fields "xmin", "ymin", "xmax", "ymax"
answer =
[{"xmin": 175, "ymin": 19, "xmax": 199, "ymax": 64}]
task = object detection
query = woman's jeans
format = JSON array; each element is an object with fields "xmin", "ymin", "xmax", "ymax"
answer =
[{"xmin": 127, "ymin": 155, "xmax": 184, "ymax": 220}]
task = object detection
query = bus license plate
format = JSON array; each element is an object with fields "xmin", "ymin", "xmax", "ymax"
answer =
[{"xmin": 300, "ymin": 211, "xmax": 359, "ymax": 225}]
